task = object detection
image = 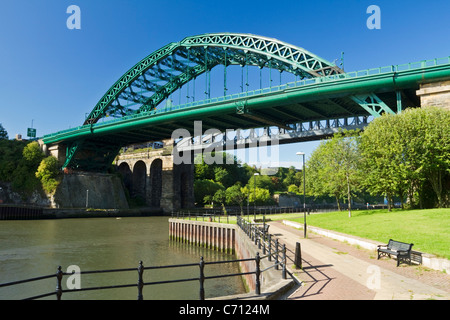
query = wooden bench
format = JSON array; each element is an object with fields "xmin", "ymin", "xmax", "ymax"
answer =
[{"xmin": 377, "ymin": 239, "xmax": 414, "ymax": 267}]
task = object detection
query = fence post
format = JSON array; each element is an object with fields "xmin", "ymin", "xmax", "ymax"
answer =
[
  {"xmin": 56, "ymin": 266, "xmax": 63, "ymax": 300},
  {"xmin": 268, "ymin": 234, "xmax": 272, "ymax": 262},
  {"xmin": 137, "ymin": 261, "xmax": 144, "ymax": 300},
  {"xmin": 199, "ymin": 257, "xmax": 205, "ymax": 300},
  {"xmin": 282, "ymin": 244, "xmax": 287, "ymax": 280},
  {"xmin": 255, "ymin": 253, "xmax": 261, "ymax": 295},
  {"xmin": 275, "ymin": 239, "xmax": 279, "ymax": 270}
]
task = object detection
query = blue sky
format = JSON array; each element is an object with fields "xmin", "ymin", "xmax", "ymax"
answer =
[{"xmin": 1, "ymin": 0, "xmax": 449, "ymax": 168}]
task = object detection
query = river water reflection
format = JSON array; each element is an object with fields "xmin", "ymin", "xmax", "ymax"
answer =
[{"xmin": 0, "ymin": 216, "xmax": 245, "ymax": 300}]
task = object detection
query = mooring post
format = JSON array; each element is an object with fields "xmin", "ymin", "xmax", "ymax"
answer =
[
  {"xmin": 137, "ymin": 261, "xmax": 144, "ymax": 300},
  {"xmin": 199, "ymin": 256, "xmax": 205, "ymax": 300},
  {"xmin": 56, "ymin": 266, "xmax": 63, "ymax": 300},
  {"xmin": 255, "ymin": 252, "xmax": 261, "ymax": 295}
]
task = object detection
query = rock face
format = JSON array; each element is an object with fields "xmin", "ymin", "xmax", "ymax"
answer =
[
  {"xmin": 0, "ymin": 182, "xmax": 51, "ymax": 207},
  {"xmin": 53, "ymin": 172, "xmax": 129, "ymax": 209}
]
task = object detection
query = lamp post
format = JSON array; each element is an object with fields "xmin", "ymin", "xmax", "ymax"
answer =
[
  {"xmin": 296, "ymin": 152, "xmax": 306, "ymax": 238},
  {"xmin": 253, "ymin": 173, "xmax": 259, "ymax": 221}
]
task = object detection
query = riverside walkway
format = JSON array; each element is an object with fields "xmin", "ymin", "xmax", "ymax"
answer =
[{"xmin": 268, "ymin": 221, "xmax": 449, "ymax": 300}]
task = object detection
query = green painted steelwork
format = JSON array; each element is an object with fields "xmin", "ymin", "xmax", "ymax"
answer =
[
  {"xmin": 84, "ymin": 33, "xmax": 343, "ymax": 125},
  {"xmin": 42, "ymin": 32, "xmax": 450, "ymax": 172},
  {"xmin": 350, "ymin": 94, "xmax": 395, "ymax": 117}
]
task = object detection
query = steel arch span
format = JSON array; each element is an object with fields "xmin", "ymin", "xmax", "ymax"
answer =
[{"xmin": 84, "ymin": 33, "xmax": 343, "ymax": 125}]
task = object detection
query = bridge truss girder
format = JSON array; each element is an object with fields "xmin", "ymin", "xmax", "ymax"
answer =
[{"xmin": 84, "ymin": 33, "xmax": 343, "ymax": 125}]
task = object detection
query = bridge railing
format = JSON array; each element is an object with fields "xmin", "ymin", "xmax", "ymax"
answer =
[{"xmin": 43, "ymin": 56, "xmax": 450, "ymax": 140}]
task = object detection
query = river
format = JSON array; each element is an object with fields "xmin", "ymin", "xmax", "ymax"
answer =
[{"xmin": 0, "ymin": 216, "xmax": 245, "ymax": 300}]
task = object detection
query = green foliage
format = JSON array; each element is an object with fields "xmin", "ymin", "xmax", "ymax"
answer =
[
  {"xmin": 0, "ymin": 139, "xmax": 27, "ymax": 182},
  {"xmin": 247, "ymin": 174, "xmax": 276, "ymax": 194},
  {"xmin": 244, "ymin": 185, "xmax": 272, "ymax": 205},
  {"xmin": 36, "ymin": 156, "xmax": 61, "ymax": 194},
  {"xmin": 23, "ymin": 141, "xmax": 45, "ymax": 168},
  {"xmin": 360, "ymin": 107, "xmax": 450, "ymax": 208},
  {"xmin": 287, "ymin": 184, "xmax": 299, "ymax": 194},
  {"xmin": 193, "ymin": 179, "xmax": 224, "ymax": 205},
  {"xmin": 225, "ymin": 183, "xmax": 247, "ymax": 210},
  {"xmin": 306, "ymin": 130, "xmax": 362, "ymax": 215},
  {"xmin": 194, "ymin": 152, "xmax": 249, "ymax": 188},
  {"xmin": 0, "ymin": 140, "xmax": 45, "ymax": 196},
  {"xmin": 0, "ymin": 124, "xmax": 8, "ymax": 140}
]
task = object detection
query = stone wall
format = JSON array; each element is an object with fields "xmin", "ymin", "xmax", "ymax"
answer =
[
  {"xmin": 416, "ymin": 80, "xmax": 450, "ymax": 110},
  {"xmin": 116, "ymin": 141, "xmax": 194, "ymax": 213},
  {"xmin": 53, "ymin": 172, "xmax": 129, "ymax": 209}
]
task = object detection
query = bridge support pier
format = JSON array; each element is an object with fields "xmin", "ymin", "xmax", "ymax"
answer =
[
  {"xmin": 416, "ymin": 80, "xmax": 450, "ymax": 111},
  {"xmin": 116, "ymin": 140, "xmax": 195, "ymax": 214}
]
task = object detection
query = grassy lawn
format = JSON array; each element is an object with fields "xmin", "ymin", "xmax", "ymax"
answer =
[
  {"xmin": 286, "ymin": 208, "xmax": 450, "ymax": 260},
  {"xmin": 180, "ymin": 208, "xmax": 449, "ymax": 259}
]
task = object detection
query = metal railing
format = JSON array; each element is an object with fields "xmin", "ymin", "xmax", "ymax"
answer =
[
  {"xmin": 236, "ymin": 216, "xmax": 287, "ymax": 280},
  {"xmin": 0, "ymin": 250, "xmax": 285, "ymax": 300},
  {"xmin": 171, "ymin": 206, "xmax": 302, "ymax": 222},
  {"xmin": 43, "ymin": 55, "xmax": 450, "ymax": 140}
]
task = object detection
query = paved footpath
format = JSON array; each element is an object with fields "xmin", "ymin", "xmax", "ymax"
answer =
[{"xmin": 268, "ymin": 221, "xmax": 449, "ymax": 300}]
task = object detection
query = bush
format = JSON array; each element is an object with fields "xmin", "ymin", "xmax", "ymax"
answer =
[{"xmin": 36, "ymin": 156, "xmax": 61, "ymax": 194}]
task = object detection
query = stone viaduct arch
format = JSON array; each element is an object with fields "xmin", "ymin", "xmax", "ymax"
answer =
[{"xmin": 115, "ymin": 142, "xmax": 194, "ymax": 213}]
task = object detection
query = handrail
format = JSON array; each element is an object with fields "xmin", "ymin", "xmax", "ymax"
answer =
[
  {"xmin": 0, "ymin": 254, "xmax": 272, "ymax": 300},
  {"xmin": 236, "ymin": 215, "xmax": 287, "ymax": 280},
  {"xmin": 2, "ymin": 216, "xmax": 291, "ymax": 300}
]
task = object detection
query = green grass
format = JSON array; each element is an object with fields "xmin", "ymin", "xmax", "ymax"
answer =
[
  {"xmin": 287, "ymin": 208, "xmax": 450, "ymax": 259},
  {"xmin": 180, "ymin": 208, "xmax": 450, "ymax": 259}
]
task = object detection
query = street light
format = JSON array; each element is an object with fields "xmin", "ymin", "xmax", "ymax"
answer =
[
  {"xmin": 253, "ymin": 173, "xmax": 259, "ymax": 221},
  {"xmin": 296, "ymin": 152, "xmax": 307, "ymax": 238}
]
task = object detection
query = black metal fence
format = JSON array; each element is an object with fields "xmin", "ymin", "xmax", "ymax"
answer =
[
  {"xmin": 1, "ymin": 214, "xmax": 291, "ymax": 300},
  {"xmin": 236, "ymin": 216, "xmax": 287, "ymax": 279},
  {"xmin": 0, "ymin": 251, "xmax": 286, "ymax": 300}
]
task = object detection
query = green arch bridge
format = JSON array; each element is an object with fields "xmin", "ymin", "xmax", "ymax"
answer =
[{"xmin": 42, "ymin": 33, "xmax": 450, "ymax": 172}]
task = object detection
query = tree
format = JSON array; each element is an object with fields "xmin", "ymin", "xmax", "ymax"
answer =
[
  {"xmin": 212, "ymin": 189, "xmax": 227, "ymax": 214},
  {"xmin": 193, "ymin": 179, "xmax": 224, "ymax": 206},
  {"xmin": 225, "ymin": 183, "xmax": 247, "ymax": 213},
  {"xmin": 247, "ymin": 174, "xmax": 275, "ymax": 194},
  {"xmin": 307, "ymin": 130, "xmax": 362, "ymax": 215},
  {"xmin": 400, "ymin": 107, "xmax": 450, "ymax": 207},
  {"xmin": 287, "ymin": 184, "xmax": 299, "ymax": 194},
  {"xmin": 360, "ymin": 107, "xmax": 450, "ymax": 209},
  {"xmin": 0, "ymin": 124, "xmax": 8, "ymax": 140},
  {"xmin": 35, "ymin": 156, "xmax": 61, "ymax": 194},
  {"xmin": 23, "ymin": 141, "xmax": 45, "ymax": 168}
]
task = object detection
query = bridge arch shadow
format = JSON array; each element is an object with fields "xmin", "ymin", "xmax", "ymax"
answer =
[
  {"xmin": 149, "ymin": 159, "xmax": 162, "ymax": 208},
  {"xmin": 132, "ymin": 161, "xmax": 147, "ymax": 203}
]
